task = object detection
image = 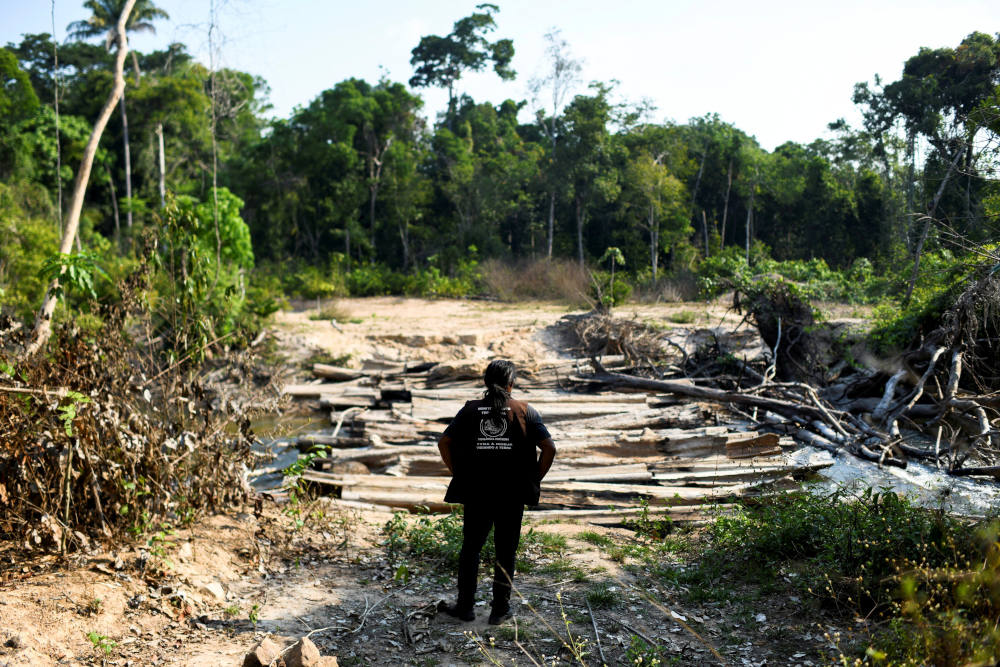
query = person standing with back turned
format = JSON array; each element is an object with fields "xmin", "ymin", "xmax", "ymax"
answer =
[{"xmin": 436, "ymin": 359, "xmax": 557, "ymax": 624}]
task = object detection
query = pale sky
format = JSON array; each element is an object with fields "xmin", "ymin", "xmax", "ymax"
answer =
[{"xmin": 3, "ymin": 0, "xmax": 998, "ymax": 150}]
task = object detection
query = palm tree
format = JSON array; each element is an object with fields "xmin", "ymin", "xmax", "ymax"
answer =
[{"xmin": 67, "ymin": 0, "xmax": 169, "ymax": 239}]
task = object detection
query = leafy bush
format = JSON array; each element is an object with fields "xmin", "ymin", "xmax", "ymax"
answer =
[
  {"xmin": 275, "ymin": 262, "xmax": 347, "ymax": 299},
  {"xmin": 151, "ymin": 189, "xmax": 257, "ymax": 359},
  {"xmin": 344, "ymin": 257, "xmax": 480, "ymax": 298},
  {"xmin": 696, "ymin": 243, "xmax": 888, "ymax": 304},
  {"xmin": 868, "ymin": 248, "xmax": 985, "ymax": 353},
  {"xmin": 689, "ymin": 488, "xmax": 1000, "ymax": 664},
  {"xmin": 0, "ymin": 181, "xmax": 59, "ymax": 321},
  {"xmin": 590, "ymin": 269, "xmax": 632, "ymax": 307}
]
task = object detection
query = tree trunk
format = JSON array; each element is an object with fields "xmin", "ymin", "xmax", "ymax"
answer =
[
  {"xmin": 745, "ymin": 202, "xmax": 752, "ymax": 263},
  {"xmin": 546, "ymin": 191, "xmax": 555, "ymax": 259},
  {"xmin": 690, "ymin": 150, "xmax": 705, "ymax": 210},
  {"xmin": 120, "ymin": 90, "xmax": 133, "ymax": 232},
  {"xmin": 701, "ymin": 209, "xmax": 709, "ymax": 257},
  {"xmin": 649, "ymin": 204, "xmax": 658, "ymax": 282},
  {"xmin": 345, "ymin": 226, "xmax": 351, "ymax": 271},
  {"xmin": 25, "ymin": 0, "xmax": 136, "ymax": 358},
  {"xmin": 52, "ymin": 24, "xmax": 63, "ymax": 237},
  {"xmin": 905, "ymin": 130, "xmax": 916, "ymax": 249},
  {"xmin": 903, "ymin": 146, "xmax": 964, "ymax": 306},
  {"xmin": 156, "ymin": 122, "xmax": 166, "ymax": 208},
  {"xmin": 368, "ymin": 182, "xmax": 379, "ymax": 263},
  {"xmin": 575, "ymin": 195, "xmax": 585, "ymax": 267},
  {"xmin": 105, "ymin": 164, "xmax": 120, "ymax": 246},
  {"xmin": 720, "ymin": 157, "xmax": 733, "ymax": 246},
  {"xmin": 398, "ymin": 222, "xmax": 410, "ymax": 270},
  {"xmin": 964, "ymin": 139, "xmax": 973, "ymax": 228},
  {"xmin": 745, "ymin": 183, "xmax": 755, "ymax": 264}
]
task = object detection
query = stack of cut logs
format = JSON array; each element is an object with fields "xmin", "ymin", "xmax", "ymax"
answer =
[{"xmin": 281, "ymin": 357, "xmax": 831, "ymax": 524}]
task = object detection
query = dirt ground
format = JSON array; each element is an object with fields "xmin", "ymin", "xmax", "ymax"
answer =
[{"xmin": 0, "ymin": 297, "xmax": 855, "ymax": 666}]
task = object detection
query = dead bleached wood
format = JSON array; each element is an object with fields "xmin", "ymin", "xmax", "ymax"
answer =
[
  {"xmin": 589, "ymin": 371, "xmax": 845, "ymax": 424},
  {"xmin": 545, "ymin": 463, "xmax": 651, "ymax": 483},
  {"xmin": 571, "ymin": 404, "xmax": 704, "ymax": 431},
  {"xmin": 651, "ymin": 460, "xmax": 830, "ymax": 484},
  {"xmin": 283, "ymin": 382, "xmax": 350, "ymax": 399},
  {"xmin": 872, "ymin": 369, "xmax": 908, "ymax": 422},
  {"xmin": 405, "ymin": 397, "xmax": 650, "ymax": 423},
  {"xmin": 658, "ymin": 430, "xmax": 781, "ymax": 459},
  {"xmin": 313, "ymin": 451, "xmax": 401, "ymax": 470},
  {"xmin": 523, "ymin": 505, "xmax": 730, "ymax": 525},
  {"xmin": 408, "ymin": 388, "xmax": 648, "ymax": 404},
  {"xmin": 651, "ymin": 453, "xmax": 797, "ymax": 471},
  {"xmin": 793, "ymin": 428, "xmax": 841, "ymax": 455},
  {"xmin": 297, "ymin": 433, "xmax": 372, "ymax": 449},
  {"xmin": 299, "ymin": 470, "xmax": 772, "ymax": 511},
  {"xmin": 543, "ymin": 479, "xmax": 754, "ymax": 500},
  {"xmin": 313, "ymin": 364, "xmax": 366, "ymax": 381}
]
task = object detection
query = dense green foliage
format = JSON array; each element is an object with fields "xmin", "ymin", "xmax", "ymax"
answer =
[
  {"xmin": 676, "ymin": 490, "xmax": 1000, "ymax": 665},
  {"xmin": 1, "ymin": 6, "xmax": 998, "ymax": 348}
]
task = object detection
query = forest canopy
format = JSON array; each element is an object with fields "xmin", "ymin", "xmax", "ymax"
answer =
[{"xmin": 1, "ymin": 5, "xmax": 999, "ymax": 323}]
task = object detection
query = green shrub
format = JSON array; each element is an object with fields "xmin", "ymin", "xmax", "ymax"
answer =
[
  {"xmin": 868, "ymin": 248, "xmax": 985, "ymax": 353},
  {"xmin": 696, "ymin": 244, "xmax": 889, "ymax": 304},
  {"xmin": 281, "ymin": 263, "xmax": 347, "ymax": 299},
  {"xmin": 686, "ymin": 488, "xmax": 1000, "ymax": 664},
  {"xmin": 0, "ymin": 182, "xmax": 59, "ymax": 321},
  {"xmin": 151, "ymin": 189, "xmax": 258, "ymax": 359},
  {"xmin": 590, "ymin": 270, "xmax": 632, "ymax": 307}
]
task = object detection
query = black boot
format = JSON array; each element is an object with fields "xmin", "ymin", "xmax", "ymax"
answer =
[
  {"xmin": 488, "ymin": 604, "xmax": 511, "ymax": 625},
  {"xmin": 438, "ymin": 600, "xmax": 475, "ymax": 622}
]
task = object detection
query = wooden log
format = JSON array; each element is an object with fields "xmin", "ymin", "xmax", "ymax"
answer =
[
  {"xmin": 948, "ymin": 466, "xmax": 1000, "ymax": 478},
  {"xmin": 297, "ymin": 434, "xmax": 372, "ymax": 449},
  {"xmin": 651, "ymin": 461, "xmax": 829, "ymax": 484},
  {"xmin": 571, "ymin": 404, "xmax": 704, "ymax": 431},
  {"xmin": 652, "ymin": 455, "xmax": 798, "ymax": 471},
  {"xmin": 407, "ymin": 389, "xmax": 646, "ymax": 404},
  {"xmin": 313, "ymin": 452, "xmax": 401, "ymax": 470},
  {"xmin": 313, "ymin": 364, "xmax": 365, "ymax": 381},
  {"xmin": 543, "ymin": 480, "xmax": 756, "ymax": 505},
  {"xmin": 283, "ymin": 383, "xmax": 340, "ymax": 398},
  {"xmin": 793, "ymin": 428, "xmax": 841, "ymax": 454},
  {"xmin": 408, "ymin": 398, "xmax": 644, "ymax": 423},
  {"xmin": 340, "ymin": 490, "xmax": 453, "ymax": 512},
  {"xmin": 589, "ymin": 371, "xmax": 845, "ymax": 424},
  {"xmin": 841, "ymin": 397, "xmax": 938, "ymax": 418},
  {"xmin": 725, "ymin": 433, "xmax": 783, "ymax": 459},
  {"xmin": 523, "ymin": 504, "xmax": 732, "ymax": 525}
]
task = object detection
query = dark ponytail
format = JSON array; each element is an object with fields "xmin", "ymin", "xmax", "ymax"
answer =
[{"xmin": 483, "ymin": 359, "xmax": 516, "ymax": 420}]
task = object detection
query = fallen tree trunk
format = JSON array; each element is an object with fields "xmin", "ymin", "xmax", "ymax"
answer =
[{"xmin": 591, "ymin": 371, "xmax": 842, "ymax": 423}]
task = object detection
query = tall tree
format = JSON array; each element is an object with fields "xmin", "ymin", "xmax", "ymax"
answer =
[
  {"xmin": 854, "ymin": 32, "xmax": 1000, "ymax": 302},
  {"xmin": 67, "ymin": 0, "xmax": 170, "ymax": 238},
  {"xmin": 625, "ymin": 151, "xmax": 689, "ymax": 281},
  {"xmin": 26, "ymin": 0, "xmax": 136, "ymax": 357},
  {"xmin": 409, "ymin": 4, "xmax": 515, "ymax": 129},
  {"xmin": 529, "ymin": 29, "xmax": 581, "ymax": 259},
  {"xmin": 561, "ymin": 84, "xmax": 620, "ymax": 266}
]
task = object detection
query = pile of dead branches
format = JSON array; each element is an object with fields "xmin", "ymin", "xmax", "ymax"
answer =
[
  {"xmin": 0, "ymin": 313, "xmax": 262, "ymax": 553},
  {"xmin": 566, "ymin": 312, "xmax": 675, "ymax": 366},
  {"xmin": 843, "ymin": 266, "xmax": 1000, "ymax": 474},
  {"xmin": 577, "ymin": 267, "xmax": 1000, "ymax": 478}
]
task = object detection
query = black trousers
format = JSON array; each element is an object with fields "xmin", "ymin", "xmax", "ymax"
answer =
[{"xmin": 456, "ymin": 500, "xmax": 525, "ymax": 611}]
